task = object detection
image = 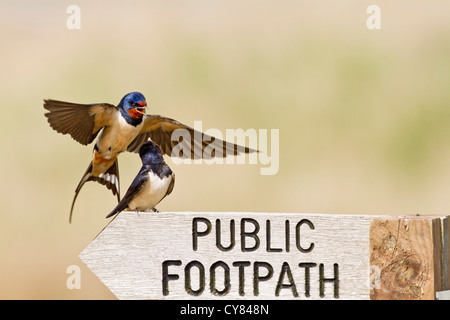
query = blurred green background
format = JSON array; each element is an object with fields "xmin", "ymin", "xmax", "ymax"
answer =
[{"xmin": 1, "ymin": 0, "xmax": 450, "ymax": 299}]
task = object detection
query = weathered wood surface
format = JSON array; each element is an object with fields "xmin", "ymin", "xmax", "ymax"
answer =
[
  {"xmin": 79, "ymin": 212, "xmax": 449, "ymax": 300},
  {"xmin": 370, "ymin": 217, "xmax": 443, "ymax": 299}
]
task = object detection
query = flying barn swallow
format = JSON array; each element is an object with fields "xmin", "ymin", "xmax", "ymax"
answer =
[
  {"xmin": 43, "ymin": 92, "xmax": 256, "ymax": 222},
  {"xmin": 106, "ymin": 140, "xmax": 175, "ymax": 219}
]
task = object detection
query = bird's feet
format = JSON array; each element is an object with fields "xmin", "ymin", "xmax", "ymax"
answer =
[{"xmin": 152, "ymin": 207, "xmax": 159, "ymax": 213}]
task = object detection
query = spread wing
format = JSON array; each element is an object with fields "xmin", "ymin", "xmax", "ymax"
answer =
[
  {"xmin": 44, "ymin": 99, "xmax": 117, "ymax": 145},
  {"xmin": 127, "ymin": 115, "xmax": 258, "ymax": 159}
]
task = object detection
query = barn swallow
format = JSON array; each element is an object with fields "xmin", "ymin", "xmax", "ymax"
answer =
[
  {"xmin": 106, "ymin": 140, "xmax": 175, "ymax": 218},
  {"xmin": 44, "ymin": 91, "xmax": 256, "ymax": 222}
]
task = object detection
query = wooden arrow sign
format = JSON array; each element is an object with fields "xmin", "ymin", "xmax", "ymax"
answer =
[{"xmin": 79, "ymin": 212, "xmax": 449, "ymax": 300}]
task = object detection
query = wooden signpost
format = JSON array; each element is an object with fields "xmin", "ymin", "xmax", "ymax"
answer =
[{"xmin": 79, "ymin": 212, "xmax": 449, "ymax": 300}]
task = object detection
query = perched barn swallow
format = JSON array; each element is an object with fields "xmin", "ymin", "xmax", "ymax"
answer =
[
  {"xmin": 106, "ymin": 140, "xmax": 175, "ymax": 218},
  {"xmin": 44, "ymin": 92, "xmax": 256, "ymax": 222}
]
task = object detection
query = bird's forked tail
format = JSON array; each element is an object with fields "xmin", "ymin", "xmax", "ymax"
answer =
[{"xmin": 69, "ymin": 159, "xmax": 120, "ymax": 223}]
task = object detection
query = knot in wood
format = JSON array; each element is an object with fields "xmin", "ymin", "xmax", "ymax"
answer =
[
  {"xmin": 383, "ymin": 235, "xmax": 397, "ymax": 249},
  {"xmin": 384, "ymin": 254, "xmax": 426, "ymax": 299},
  {"xmin": 393, "ymin": 254, "xmax": 422, "ymax": 288}
]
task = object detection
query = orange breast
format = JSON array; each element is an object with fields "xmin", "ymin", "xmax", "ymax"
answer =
[{"xmin": 92, "ymin": 150, "xmax": 117, "ymax": 177}]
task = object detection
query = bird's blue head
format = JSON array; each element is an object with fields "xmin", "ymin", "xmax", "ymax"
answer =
[
  {"xmin": 139, "ymin": 140, "xmax": 164, "ymax": 165},
  {"xmin": 117, "ymin": 92, "xmax": 147, "ymax": 126}
]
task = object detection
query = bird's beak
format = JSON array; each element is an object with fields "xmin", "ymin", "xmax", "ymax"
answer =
[{"xmin": 135, "ymin": 101, "xmax": 148, "ymax": 114}]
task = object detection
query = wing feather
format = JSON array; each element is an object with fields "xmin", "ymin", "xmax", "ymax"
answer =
[
  {"xmin": 105, "ymin": 166, "xmax": 149, "ymax": 218},
  {"xmin": 127, "ymin": 115, "xmax": 258, "ymax": 159},
  {"xmin": 44, "ymin": 99, "xmax": 117, "ymax": 145}
]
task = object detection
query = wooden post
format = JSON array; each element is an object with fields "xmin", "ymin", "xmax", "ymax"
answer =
[
  {"xmin": 370, "ymin": 216, "xmax": 447, "ymax": 300},
  {"xmin": 79, "ymin": 212, "xmax": 449, "ymax": 300},
  {"xmin": 442, "ymin": 217, "xmax": 450, "ymax": 292}
]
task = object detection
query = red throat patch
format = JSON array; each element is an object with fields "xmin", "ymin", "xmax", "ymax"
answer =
[{"xmin": 128, "ymin": 108, "xmax": 145, "ymax": 120}]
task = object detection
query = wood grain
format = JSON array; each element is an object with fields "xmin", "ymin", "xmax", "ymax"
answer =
[{"xmin": 369, "ymin": 216, "xmax": 442, "ymax": 300}]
